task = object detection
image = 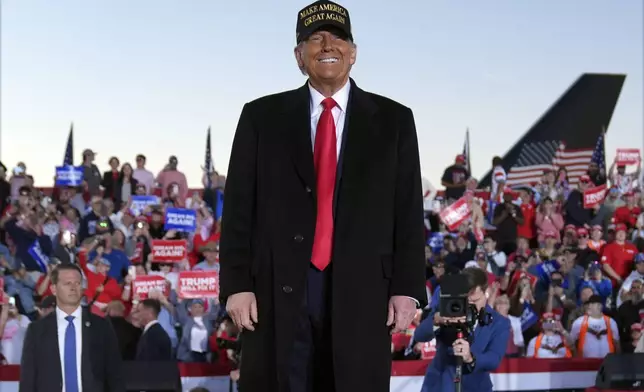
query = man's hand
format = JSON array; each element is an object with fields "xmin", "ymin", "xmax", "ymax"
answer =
[
  {"xmin": 453, "ymin": 338, "xmax": 473, "ymax": 363},
  {"xmin": 226, "ymin": 292, "xmax": 258, "ymax": 331},
  {"xmin": 386, "ymin": 296, "xmax": 417, "ymax": 334}
]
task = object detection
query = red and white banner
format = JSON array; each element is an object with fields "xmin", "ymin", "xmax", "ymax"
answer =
[
  {"xmin": 132, "ymin": 275, "xmax": 169, "ymax": 299},
  {"xmin": 583, "ymin": 185, "xmax": 607, "ymax": 209},
  {"xmin": 177, "ymin": 271, "xmax": 219, "ymax": 299},
  {"xmin": 439, "ymin": 197, "xmax": 471, "ymax": 231},
  {"xmin": 151, "ymin": 239, "xmax": 187, "ymax": 262},
  {"xmin": 0, "ymin": 358, "xmax": 605, "ymax": 391},
  {"xmin": 616, "ymin": 148, "xmax": 641, "ymax": 165}
]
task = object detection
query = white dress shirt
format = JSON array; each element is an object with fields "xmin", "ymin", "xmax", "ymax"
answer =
[
  {"xmin": 308, "ymin": 82, "xmax": 419, "ymax": 308},
  {"xmin": 56, "ymin": 306, "xmax": 83, "ymax": 392}
]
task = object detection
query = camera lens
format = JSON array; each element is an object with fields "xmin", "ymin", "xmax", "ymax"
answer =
[{"xmin": 449, "ymin": 301, "xmax": 462, "ymax": 314}]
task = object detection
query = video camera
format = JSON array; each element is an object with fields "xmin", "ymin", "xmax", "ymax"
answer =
[{"xmin": 439, "ymin": 274, "xmax": 491, "ymax": 341}]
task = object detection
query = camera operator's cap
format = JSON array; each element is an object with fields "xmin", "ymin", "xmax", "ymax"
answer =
[
  {"xmin": 585, "ymin": 294, "xmax": 603, "ymax": 305},
  {"xmin": 615, "ymin": 223, "xmax": 627, "ymax": 233},
  {"xmin": 296, "ymin": 0, "xmax": 352, "ymax": 44}
]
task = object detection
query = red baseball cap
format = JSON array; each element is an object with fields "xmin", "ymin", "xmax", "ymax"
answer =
[
  {"xmin": 615, "ymin": 223, "xmax": 628, "ymax": 232},
  {"xmin": 577, "ymin": 227, "xmax": 589, "ymax": 236},
  {"xmin": 455, "ymin": 154, "xmax": 466, "ymax": 163},
  {"xmin": 544, "ymin": 231, "xmax": 558, "ymax": 239},
  {"xmin": 579, "ymin": 175, "xmax": 591, "ymax": 183},
  {"xmin": 591, "ymin": 225, "xmax": 603, "ymax": 232}
]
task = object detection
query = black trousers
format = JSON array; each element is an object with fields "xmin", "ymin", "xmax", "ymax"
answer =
[{"xmin": 288, "ymin": 265, "xmax": 335, "ymax": 392}]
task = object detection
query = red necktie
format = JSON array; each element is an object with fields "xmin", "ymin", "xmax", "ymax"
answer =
[{"xmin": 311, "ymin": 97, "xmax": 337, "ymax": 271}]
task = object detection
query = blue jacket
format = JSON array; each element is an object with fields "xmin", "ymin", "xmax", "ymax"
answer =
[
  {"xmin": 3, "ymin": 218, "xmax": 53, "ymax": 272},
  {"xmin": 414, "ymin": 305, "xmax": 509, "ymax": 392}
]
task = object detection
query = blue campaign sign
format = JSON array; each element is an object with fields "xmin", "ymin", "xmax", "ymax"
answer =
[
  {"xmin": 164, "ymin": 208, "xmax": 197, "ymax": 232},
  {"xmin": 215, "ymin": 189, "xmax": 224, "ymax": 220},
  {"xmin": 28, "ymin": 241, "xmax": 49, "ymax": 272},
  {"xmin": 130, "ymin": 195, "xmax": 159, "ymax": 216},
  {"xmin": 55, "ymin": 166, "xmax": 84, "ymax": 187},
  {"xmin": 535, "ymin": 259, "xmax": 560, "ymax": 283},
  {"xmin": 427, "ymin": 232, "xmax": 444, "ymax": 254}
]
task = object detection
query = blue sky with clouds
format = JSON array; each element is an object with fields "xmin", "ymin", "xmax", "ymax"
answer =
[{"xmin": 1, "ymin": 0, "xmax": 642, "ymax": 186}]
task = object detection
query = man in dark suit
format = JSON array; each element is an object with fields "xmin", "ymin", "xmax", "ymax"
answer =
[
  {"xmin": 219, "ymin": 1, "xmax": 426, "ymax": 391},
  {"xmin": 20, "ymin": 264, "xmax": 125, "ymax": 392},
  {"xmin": 134, "ymin": 299, "xmax": 173, "ymax": 361}
]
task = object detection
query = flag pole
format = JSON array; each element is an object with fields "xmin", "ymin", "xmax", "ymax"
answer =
[{"xmin": 466, "ymin": 127, "xmax": 471, "ymax": 175}]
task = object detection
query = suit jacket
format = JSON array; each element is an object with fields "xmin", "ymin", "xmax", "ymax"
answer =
[
  {"xmin": 108, "ymin": 316, "xmax": 142, "ymax": 361},
  {"xmin": 135, "ymin": 322, "xmax": 173, "ymax": 361},
  {"xmin": 219, "ymin": 79, "xmax": 426, "ymax": 392},
  {"xmin": 19, "ymin": 307, "xmax": 125, "ymax": 392},
  {"xmin": 415, "ymin": 306, "xmax": 510, "ymax": 392}
]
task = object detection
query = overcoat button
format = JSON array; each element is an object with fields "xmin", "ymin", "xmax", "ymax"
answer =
[
  {"xmin": 294, "ymin": 234, "xmax": 304, "ymax": 242},
  {"xmin": 282, "ymin": 286, "xmax": 293, "ymax": 293},
  {"xmin": 305, "ymin": 186, "xmax": 312, "ymax": 193}
]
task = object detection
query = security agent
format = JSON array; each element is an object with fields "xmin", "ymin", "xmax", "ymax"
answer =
[{"xmin": 413, "ymin": 267, "xmax": 510, "ymax": 392}]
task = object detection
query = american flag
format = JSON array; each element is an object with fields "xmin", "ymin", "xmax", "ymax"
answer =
[
  {"xmin": 590, "ymin": 131, "xmax": 606, "ymax": 172},
  {"xmin": 506, "ymin": 140, "xmax": 594, "ymax": 186},
  {"xmin": 63, "ymin": 123, "xmax": 74, "ymax": 166},
  {"xmin": 462, "ymin": 128, "xmax": 471, "ymax": 174},
  {"xmin": 204, "ymin": 126, "xmax": 214, "ymax": 188}
]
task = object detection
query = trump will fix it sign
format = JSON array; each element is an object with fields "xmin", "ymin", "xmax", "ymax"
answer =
[{"xmin": 177, "ymin": 271, "xmax": 219, "ymax": 299}]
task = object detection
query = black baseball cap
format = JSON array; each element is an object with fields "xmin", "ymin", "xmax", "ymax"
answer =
[{"xmin": 296, "ymin": 1, "xmax": 352, "ymax": 44}]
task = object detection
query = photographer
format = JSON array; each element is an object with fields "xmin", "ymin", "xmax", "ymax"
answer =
[{"xmin": 414, "ymin": 267, "xmax": 509, "ymax": 392}]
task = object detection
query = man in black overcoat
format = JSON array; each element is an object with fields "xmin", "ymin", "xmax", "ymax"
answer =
[{"xmin": 219, "ymin": 1, "xmax": 427, "ymax": 391}]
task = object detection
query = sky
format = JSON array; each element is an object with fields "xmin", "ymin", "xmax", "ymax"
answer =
[{"xmin": 1, "ymin": 0, "xmax": 642, "ymax": 187}]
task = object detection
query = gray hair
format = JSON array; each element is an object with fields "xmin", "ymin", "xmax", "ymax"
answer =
[{"xmin": 294, "ymin": 39, "xmax": 357, "ymax": 76}]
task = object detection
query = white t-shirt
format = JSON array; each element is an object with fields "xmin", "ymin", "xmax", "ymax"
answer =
[
  {"xmin": 570, "ymin": 315, "xmax": 619, "ymax": 358},
  {"xmin": 1, "ymin": 316, "xmax": 30, "ymax": 364},
  {"xmin": 526, "ymin": 333, "xmax": 567, "ymax": 358}
]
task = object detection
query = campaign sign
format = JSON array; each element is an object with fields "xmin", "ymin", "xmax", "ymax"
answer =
[
  {"xmin": 28, "ymin": 241, "xmax": 50, "ymax": 272},
  {"xmin": 177, "ymin": 271, "xmax": 219, "ymax": 299},
  {"xmin": 132, "ymin": 275, "xmax": 169, "ymax": 299},
  {"xmin": 55, "ymin": 166, "xmax": 84, "ymax": 187},
  {"xmin": 215, "ymin": 189, "xmax": 224, "ymax": 221},
  {"xmin": 130, "ymin": 195, "xmax": 159, "ymax": 216},
  {"xmin": 535, "ymin": 259, "xmax": 560, "ymax": 283},
  {"xmin": 151, "ymin": 239, "xmax": 187, "ymax": 263},
  {"xmin": 507, "ymin": 270, "xmax": 537, "ymax": 297},
  {"xmin": 164, "ymin": 208, "xmax": 197, "ymax": 232},
  {"xmin": 439, "ymin": 197, "xmax": 471, "ymax": 231},
  {"xmin": 616, "ymin": 148, "xmax": 641, "ymax": 166},
  {"xmin": 583, "ymin": 185, "xmax": 607, "ymax": 209}
]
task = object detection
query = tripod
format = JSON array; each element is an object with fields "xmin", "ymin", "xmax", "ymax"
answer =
[{"xmin": 453, "ymin": 330, "xmax": 467, "ymax": 392}]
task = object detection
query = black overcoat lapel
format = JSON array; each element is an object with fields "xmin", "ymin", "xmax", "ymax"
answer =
[
  {"xmin": 334, "ymin": 79, "xmax": 378, "ymax": 213},
  {"xmin": 288, "ymin": 84, "xmax": 316, "ymax": 193}
]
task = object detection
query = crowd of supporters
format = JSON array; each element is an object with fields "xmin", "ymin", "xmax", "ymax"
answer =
[
  {"xmin": 393, "ymin": 153, "xmax": 644, "ymax": 361},
  {"xmin": 0, "ymin": 147, "xmax": 642, "ymax": 371}
]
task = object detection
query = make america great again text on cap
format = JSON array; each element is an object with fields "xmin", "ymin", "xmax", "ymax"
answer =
[{"xmin": 300, "ymin": 3, "xmax": 348, "ymax": 27}]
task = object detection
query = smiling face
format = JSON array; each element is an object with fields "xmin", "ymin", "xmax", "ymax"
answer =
[{"xmin": 295, "ymin": 29, "xmax": 356, "ymax": 91}]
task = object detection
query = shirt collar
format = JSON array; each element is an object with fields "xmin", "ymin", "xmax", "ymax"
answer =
[
  {"xmin": 144, "ymin": 319, "xmax": 158, "ymax": 332},
  {"xmin": 56, "ymin": 305, "xmax": 82, "ymax": 322},
  {"xmin": 308, "ymin": 80, "xmax": 351, "ymax": 115}
]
